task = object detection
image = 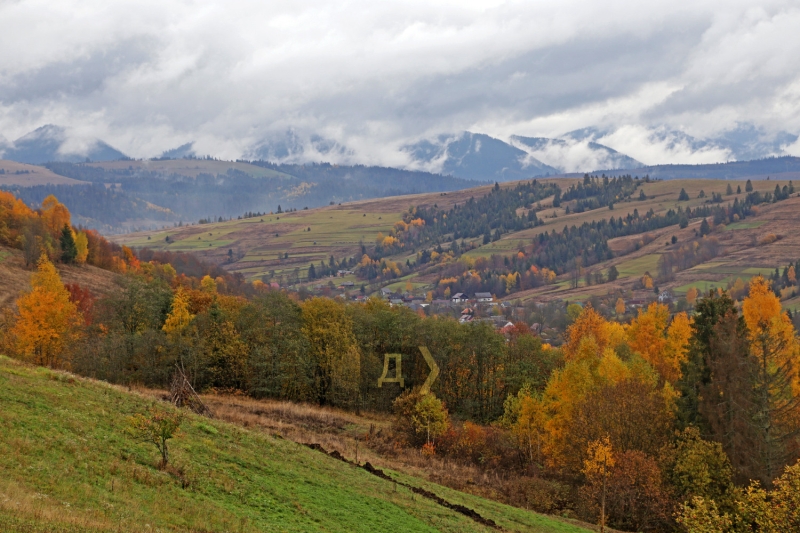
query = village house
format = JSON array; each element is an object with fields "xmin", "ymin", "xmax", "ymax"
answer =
[
  {"xmin": 657, "ymin": 290, "xmax": 673, "ymax": 303},
  {"xmin": 474, "ymin": 292, "xmax": 493, "ymax": 303},
  {"xmin": 451, "ymin": 292, "xmax": 468, "ymax": 304}
]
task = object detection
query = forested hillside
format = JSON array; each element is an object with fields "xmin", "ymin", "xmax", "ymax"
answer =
[
  {"xmin": 591, "ymin": 155, "xmax": 800, "ymax": 180},
  {"xmin": 0, "ymin": 160, "xmax": 480, "ymax": 232},
  {"xmin": 6, "ymin": 189, "xmax": 800, "ymax": 531}
]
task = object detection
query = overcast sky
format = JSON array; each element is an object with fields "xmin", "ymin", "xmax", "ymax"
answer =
[{"xmin": 1, "ymin": 0, "xmax": 800, "ymax": 165}]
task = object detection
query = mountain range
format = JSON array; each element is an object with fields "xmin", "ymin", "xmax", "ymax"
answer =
[
  {"xmin": 0, "ymin": 125, "xmax": 127, "ymax": 164},
  {"xmin": 1, "ymin": 123, "xmax": 798, "ymax": 181}
]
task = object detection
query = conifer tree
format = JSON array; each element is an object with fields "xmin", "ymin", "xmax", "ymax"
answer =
[{"xmin": 60, "ymin": 224, "xmax": 78, "ymax": 263}]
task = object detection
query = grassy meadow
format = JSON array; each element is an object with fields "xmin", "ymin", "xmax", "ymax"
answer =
[{"xmin": 0, "ymin": 355, "xmax": 590, "ymax": 533}]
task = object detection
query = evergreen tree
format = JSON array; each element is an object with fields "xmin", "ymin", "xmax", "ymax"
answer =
[
  {"xmin": 676, "ymin": 290, "xmax": 737, "ymax": 430},
  {"xmin": 701, "ymin": 311, "xmax": 759, "ymax": 484},
  {"xmin": 699, "ymin": 218, "xmax": 711, "ymax": 236},
  {"xmin": 59, "ymin": 224, "xmax": 77, "ymax": 263},
  {"xmin": 746, "ymin": 179, "xmax": 753, "ymax": 192}
]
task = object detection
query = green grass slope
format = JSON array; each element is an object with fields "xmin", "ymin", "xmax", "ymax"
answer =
[{"xmin": 0, "ymin": 356, "xmax": 589, "ymax": 533}]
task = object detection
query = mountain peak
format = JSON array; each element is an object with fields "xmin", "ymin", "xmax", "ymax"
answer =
[
  {"xmin": 403, "ymin": 131, "xmax": 558, "ymax": 181},
  {"xmin": 1, "ymin": 124, "xmax": 126, "ymax": 164}
]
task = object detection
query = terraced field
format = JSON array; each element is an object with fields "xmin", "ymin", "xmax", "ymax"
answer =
[{"xmin": 113, "ymin": 177, "xmax": 799, "ymax": 303}]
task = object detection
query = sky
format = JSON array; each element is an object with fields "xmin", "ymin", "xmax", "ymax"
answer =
[{"xmin": 1, "ymin": 0, "xmax": 800, "ymax": 167}]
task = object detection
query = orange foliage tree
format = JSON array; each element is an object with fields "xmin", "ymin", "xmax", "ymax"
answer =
[
  {"xmin": 11, "ymin": 255, "xmax": 82, "ymax": 368},
  {"xmin": 40, "ymin": 195, "xmax": 71, "ymax": 237},
  {"xmin": 0, "ymin": 191, "xmax": 37, "ymax": 246},
  {"xmin": 627, "ymin": 303, "xmax": 692, "ymax": 383},
  {"xmin": 741, "ymin": 276, "xmax": 800, "ymax": 482}
]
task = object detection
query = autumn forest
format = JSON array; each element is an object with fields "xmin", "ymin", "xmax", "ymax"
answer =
[{"xmin": 3, "ymin": 186, "xmax": 800, "ymax": 533}]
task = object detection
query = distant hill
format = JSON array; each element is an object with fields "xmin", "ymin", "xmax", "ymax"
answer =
[
  {"xmin": 590, "ymin": 156, "xmax": 800, "ymax": 180},
  {"xmin": 0, "ymin": 159, "xmax": 88, "ymax": 186},
  {"xmin": 159, "ymin": 142, "xmax": 196, "ymax": 159},
  {"xmin": 404, "ymin": 131, "xmax": 559, "ymax": 181},
  {"xmin": 1, "ymin": 125, "xmax": 127, "ymax": 164},
  {"xmin": 0, "ymin": 159, "xmax": 477, "ymax": 232},
  {"xmin": 510, "ymin": 135, "xmax": 643, "ymax": 172}
]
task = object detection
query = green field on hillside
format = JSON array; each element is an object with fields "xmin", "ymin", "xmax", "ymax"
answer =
[
  {"xmin": 111, "ymin": 178, "xmax": 792, "ymax": 284},
  {"xmin": 723, "ymin": 220, "xmax": 768, "ymax": 231},
  {"xmin": 615, "ymin": 253, "xmax": 661, "ymax": 278},
  {"xmin": 0, "ymin": 356, "xmax": 588, "ymax": 533}
]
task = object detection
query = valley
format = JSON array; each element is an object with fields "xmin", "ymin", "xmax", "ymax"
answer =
[{"xmin": 113, "ymin": 174, "xmax": 799, "ymax": 314}]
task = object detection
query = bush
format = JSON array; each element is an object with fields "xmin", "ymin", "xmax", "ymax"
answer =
[
  {"xmin": 504, "ymin": 476, "xmax": 572, "ymax": 514},
  {"xmin": 393, "ymin": 388, "xmax": 449, "ymax": 446},
  {"xmin": 759, "ymin": 233, "xmax": 778, "ymax": 245},
  {"xmin": 129, "ymin": 405, "xmax": 184, "ymax": 468}
]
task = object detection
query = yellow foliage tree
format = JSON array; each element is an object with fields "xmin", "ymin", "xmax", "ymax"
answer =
[
  {"xmin": 200, "ymin": 275, "xmax": 217, "ymax": 294},
  {"xmin": 663, "ymin": 312, "xmax": 693, "ymax": 383},
  {"xmin": 74, "ymin": 231, "xmax": 89, "ymax": 264},
  {"xmin": 583, "ymin": 437, "xmax": 616, "ymax": 533},
  {"xmin": 163, "ymin": 287, "xmax": 194, "ymax": 337},
  {"xmin": 515, "ymin": 393, "xmax": 548, "ymax": 464},
  {"xmin": 563, "ymin": 304, "xmax": 624, "ymax": 362},
  {"xmin": 11, "ymin": 255, "xmax": 82, "ymax": 368},
  {"xmin": 641, "ymin": 273, "xmax": 653, "ymax": 289},
  {"xmin": 615, "ymin": 298, "xmax": 625, "ymax": 316},
  {"xmin": 583, "ymin": 435, "xmax": 615, "ymax": 477},
  {"xmin": 301, "ymin": 298, "xmax": 361, "ymax": 407},
  {"xmin": 789, "ymin": 265, "xmax": 797, "ymax": 284},
  {"xmin": 627, "ymin": 303, "xmax": 692, "ymax": 383}
]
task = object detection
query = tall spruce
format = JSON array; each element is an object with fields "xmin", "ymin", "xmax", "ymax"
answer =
[
  {"xmin": 701, "ymin": 311, "xmax": 759, "ymax": 484},
  {"xmin": 676, "ymin": 290, "xmax": 737, "ymax": 430},
  {"xmin": 60, "ymin": 224, "xmax": 78, "ymax": 263}
]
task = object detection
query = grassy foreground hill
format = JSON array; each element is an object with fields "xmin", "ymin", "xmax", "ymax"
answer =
[{"xmin": 0, "ymin": 356, "xmax": 590, "ymax": 533}]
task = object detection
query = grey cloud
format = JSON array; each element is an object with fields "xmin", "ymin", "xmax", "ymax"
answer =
[
  {"xmin": 0, "ymin": 38, "xmax": 156, "ymax": 104},
  {"xmin": 0, "ymin": 1, "xmax": 798, "ymax": 169}
]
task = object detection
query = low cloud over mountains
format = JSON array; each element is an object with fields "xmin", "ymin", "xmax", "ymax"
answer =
[{"xmin": 2, "ymin": 122, "xmax": 799, "ymax": 182}]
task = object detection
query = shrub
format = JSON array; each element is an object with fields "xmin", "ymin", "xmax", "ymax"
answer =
[
  {"xmin": 759, "ymin": 233, "xmax": 778, "ymax": 245},
  {"xmin": 129, "ymin": 405, "xmax": 184, "ymax": 468},
  {"xmin": 393, "ymin": 388, "xmax": 449, "ymax": 446},
  {"xmin": 504, "ymin": 476, "xmax": 571, "ymax": 514}
]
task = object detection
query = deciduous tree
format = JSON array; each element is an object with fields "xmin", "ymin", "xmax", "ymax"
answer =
[
  {"xmin": 128, "ymin": 405, "xmax": 184, "ymax": 468},
  {"xmin": 11, "ymin": 255, "xmax": 82, "ymax": 368},
  {"xmin": 302, "ymin": 297, "xmax": 361, "ymax": 407}
]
